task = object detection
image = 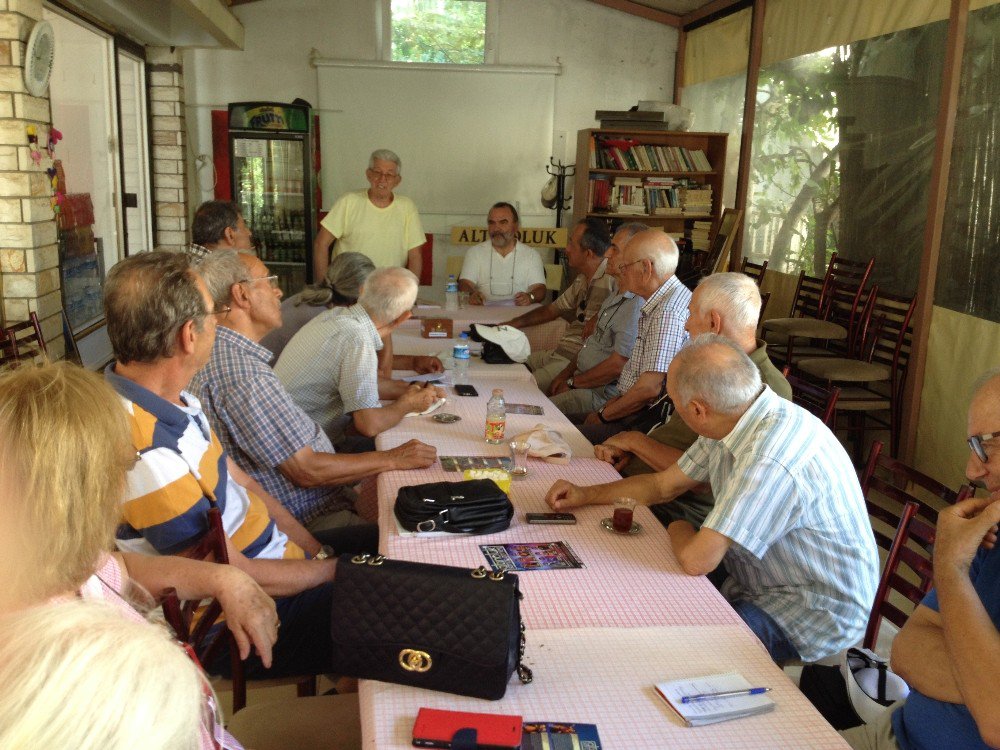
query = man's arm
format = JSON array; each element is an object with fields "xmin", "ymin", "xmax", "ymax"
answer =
[
  {"xmin": 667, "ymin": 522, "xmax": 733, "ymax": 576},
  {"xmin": 603, "ymin": 431, "xmax": 685, "ymax": 473},
  {"xmin": 351, "ymin": 384, "xmax": 443, "ymax": 437},
  {"xmin": 279, "ymin": 439, "xmax": 436, "ymax": 488},
  {"xmin": 505, "ymin": 303, "xmax": 560, "ymax": 330},
  {"xmin": 227, "ymin": 457, "xmax": 321, "ymax": 556},
  {"xmin": 891, "ymin": 605, "xmax": 964, "ymax": 703},
  {"xmin": 593, "ymin": 371, "xmax": 664, "ymax": 422},
  {"xmin": 572, "ymin": 352, "xmax": 628, "ymax": 390},
  {"xmin": 391, "ymin": 354, "xmax": 444, "ymax": 374},
  {"xmin": 514, "ymin": 283, "xmax": 547, "ymax": 306},
  {"xmin": 406, "ymin": 245, "xmax": 423, "ymax": 280},
  {"xmin": 545, "ymin": 463, "xmax": 700, "ymax": 510},
  {"xmin": 224, "ymin": 536, "xmax": 338, "ymax": 598},
  {"xmin": 312, "ymin": 226, "xmax": 336, "ymax": 280},
  {"xmin": 458, "ymin": 278, "xmax": 485, "ymax": 305}
]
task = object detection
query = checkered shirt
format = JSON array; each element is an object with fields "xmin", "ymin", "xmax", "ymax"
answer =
[
  {"xmin": 617, "ymin": 274, "xmax": 691, "ymax": 394},
  {"xmin": 190, "ymin": 326, "xmax": 352, "ymax": 524},
  {"xmin": 677, "ymin": 387, "xmax": 880, "ymax": 662},
  {"xmin": 186, "ymin": 243, "xmax": 210, "ymax": 260}
]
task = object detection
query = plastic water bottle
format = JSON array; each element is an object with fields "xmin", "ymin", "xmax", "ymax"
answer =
[
  {"xmin": 452, "ymin": 332, "xmax": 470, "ymax": 384},
  {"xmin": 485, "ymin": 388, "xmax": 506, "ymax": 444},
  {"xmin": 445, "ymin": 274, "xmax": 459, "ymax": 311}
]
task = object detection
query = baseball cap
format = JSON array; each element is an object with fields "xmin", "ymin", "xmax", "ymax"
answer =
[{"xmin": 470, "ymin": 324, "xmax": 531, "ymax": 364}]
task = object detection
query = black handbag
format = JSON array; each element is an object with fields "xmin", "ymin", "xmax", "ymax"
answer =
[
  {"xmin": 394, "ymin": 479, "xmax": 513, "ymax": 534},
  {"xmin": 329, "ymin": 553, "xmax": 533, "ymax": 700}
]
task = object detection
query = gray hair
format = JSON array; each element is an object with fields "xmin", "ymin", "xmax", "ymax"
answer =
[
  {"xmin": 615, "ymin": 222, "xmax": 649, "ymax": 245},
  {"xmin": 196, "ymin": 249, "xmax": 251, "ymax": 307},
  {"xmin": 648, "ymin": 235, "xmax": 680, "ymax": 278},
  {"xmin": 696, "ymin": 273, "xmax": 761, "ymax": 334},
  {"xmin": 297, "ymin": 252, "xmax": 375, "ymax": 307},
  {"xmin": 369, "ymin": 149, "xmax": 401, "ymax": 174},
  {"xmin": 104, "ymin": 251, "xmax": 207, "ymax": 364},
  {"xmin": 358, "ymin": 267, "xmax": 418, "ymax": 326},
  {"xmin": 671, "ymin": 333, "xmax": 762, "ymax": 414}
]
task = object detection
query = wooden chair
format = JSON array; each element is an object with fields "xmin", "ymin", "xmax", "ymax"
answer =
[
  {"xmin": 417, "ymin": 233, "xmax": 434, "ymax": 286},
  {"xmin": 757, "ymin": 291, "xmax": 771, "ymax": 329},
  {"xmin": 0, "ymin": 329, "xmax": 14, "ymax": 369},
  {"xmin": 763, "ymin": 270, "xmax": 825, "ymax": 366},
  {"xmin": 4, "ymin": 311, "xmax": 47, "ymax": 363},
  {"xmin": 740, "ymin": 257, "xmax": 768, "ymax": 287},
  {"xmin": 161, "ymin": 507, "xmax": 317, "ymax": 714},
  {"xmin": 784, "ymin": 372, "xmax": 840, "ymax": 427}
]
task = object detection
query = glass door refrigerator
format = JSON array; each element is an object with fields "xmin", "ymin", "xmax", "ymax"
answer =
[{"xmin": 228, "ymin": 102, "xmax": 316, "ymax": 296}]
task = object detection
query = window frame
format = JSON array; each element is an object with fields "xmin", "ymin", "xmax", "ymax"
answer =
[{"xmin": 378, "ymin": 0, "xmax": 498, "ymax": 65}]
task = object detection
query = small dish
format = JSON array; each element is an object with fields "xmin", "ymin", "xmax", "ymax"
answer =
[
  {"xmin": 433, "ymin": 413, "xmax": 461, "ymax": 423},
  {"xmin": 600, "ymin": 517, "xmax": 642, "ymax": 535}
]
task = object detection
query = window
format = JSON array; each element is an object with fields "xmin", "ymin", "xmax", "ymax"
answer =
[{"xmin": 389, "ymin": 0, "xmax": 490, "ymax": 64}]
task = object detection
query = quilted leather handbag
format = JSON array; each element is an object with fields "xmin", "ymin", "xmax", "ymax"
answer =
[
  {"xmin": 394, "ymin": 479, "xmax": 514, "ymax": 534},
  {"xmin": 329, "ymin": 553, "xmax": 533, "ymax": 700}
]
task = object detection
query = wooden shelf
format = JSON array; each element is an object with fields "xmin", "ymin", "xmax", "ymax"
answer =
[
  {"xmin": 589, "ymin": 168, "xmax": 717, "ymax": 178},
  {"xmin": 585, "ymin": 212, "xmax": 713, "ymax": 221}
]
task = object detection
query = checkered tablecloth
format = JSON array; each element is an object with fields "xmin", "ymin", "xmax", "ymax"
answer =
[
  {"xmin": 390, "ymin": 329, "xmax": 534, "ymax": 383},
  {"xmin": 407, "ymin": 302, "xmax": 568, "ymax": 353},
  {"xmin": 360, "ymin": 626, "xmax": 849, "ymax": 749}
]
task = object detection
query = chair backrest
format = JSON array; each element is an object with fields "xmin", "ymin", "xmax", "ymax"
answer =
[
  {"xmin": 784, "ymin": 372, "xmax": 840, "ymax": 426},
  {"xmin": 418, "ymin": 233, "xmax": 434, "ymax": 286},
  {"xmin": 544, "ymin": 262, "xmax": 564, "ymax": 291},
  {"xmin": 758, "ymin": 291, "xmax": 771, "ymax": 329},
  {"xmin": 787, "ymin": 269, "xmax": 826, "ymax": 319},
  {"xmin": 5, "ymin": 311, "xmax": 47, "ymax": 363},
  {"xmin": 858, "ymin": 289, "xmax": 917, "ymax": 393},
  {"xmin": 0, "ymin": 329, "xmax": 14, "ymax": 369},
  {"xmin": 445, "ymin": 254, "xmax": 464, "ymax": 279},
  {"xmin": 740, "ymin": 257, "xmax": 768, "ymax": 287},
  {"xmin": 817, "ymin": 253, "xmax": 875, "ymax": 354}
]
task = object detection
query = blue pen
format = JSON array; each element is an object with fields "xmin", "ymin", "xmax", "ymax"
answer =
[{"xmin": 680, "ymin": 687, "xmax": 771, "ymax": 703}]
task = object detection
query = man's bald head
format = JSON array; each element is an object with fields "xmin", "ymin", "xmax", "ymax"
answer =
[{"xmin": 625, "ymin": 229, "xmax": 679, "ymax": 280}]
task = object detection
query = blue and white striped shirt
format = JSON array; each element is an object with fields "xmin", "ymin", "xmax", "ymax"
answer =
[{"xmin": 677, "ymin": 386, "xmax": 878, "ymax": 662}]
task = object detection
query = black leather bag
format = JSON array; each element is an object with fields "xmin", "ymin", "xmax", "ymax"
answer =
[
  {"xmin": 329, "ymin": 554, "xmax": 533, "ymax": 700},
  {"xmin": 394, "ymin": 479, "xmax": 513, "ymax": 534}
]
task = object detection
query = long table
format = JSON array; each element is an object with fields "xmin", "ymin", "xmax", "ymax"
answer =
[
  {"xmin": 366, "ymin": 368, "xmax": 848, "ymax": 748},
  {"xmin": 407, "ymin": 302, "xmax": 568, "ymax": 353}
]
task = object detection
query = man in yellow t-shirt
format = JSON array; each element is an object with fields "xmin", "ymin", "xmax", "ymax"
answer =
[{"xmin": 312, "ymin": 148, "xmax": 426, "ymax": 280}]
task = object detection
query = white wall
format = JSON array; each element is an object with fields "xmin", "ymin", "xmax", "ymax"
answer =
[{"xmin": 183, "ymin": 0, "xmax": 677, "ymax": 286}]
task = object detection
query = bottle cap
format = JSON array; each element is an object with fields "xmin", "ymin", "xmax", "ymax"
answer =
[{"xmin": 492, "ymin": 389, "xmax": 503, "ymax": 396}]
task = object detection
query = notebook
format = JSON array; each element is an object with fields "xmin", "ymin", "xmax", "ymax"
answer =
[
  {"xmin": 654, "ymin": 672, "xmax": 775, "ymax": 727},
  {"xmin": 405, "ymin": 397, "xmax": 448, "ymax": 417}
]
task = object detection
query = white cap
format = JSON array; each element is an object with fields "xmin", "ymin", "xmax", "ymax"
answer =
[{"xmin": 471, "ymin": 324, "xmax": 531, "ymax": 364}]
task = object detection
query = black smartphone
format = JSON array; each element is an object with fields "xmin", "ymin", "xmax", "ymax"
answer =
[
  {"xmin": 526, "ymin": 512, "xmax": 577, "ymax": 524},
  {"xmin": 454, "ymin": 384, "xmax": 479, "ymax": 397}
]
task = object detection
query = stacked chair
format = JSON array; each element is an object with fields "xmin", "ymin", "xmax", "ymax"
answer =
[{"xmin": 3, "ymin": 311, "xmax": 47, "ymax": 366}]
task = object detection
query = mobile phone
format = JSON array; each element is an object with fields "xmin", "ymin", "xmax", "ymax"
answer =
[
  {"xmin": 526, "ymin": 512, "xmax": 577, "ymax": 524},
  {"xmin": 454, "ymin": 384, "xmax": 479, "ymax": 397},
  {"xmin": 412, "ymin": 707, "xmax": 522, "ymax": 749}
]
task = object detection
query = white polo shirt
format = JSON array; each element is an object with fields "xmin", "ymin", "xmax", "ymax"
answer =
[{"xmin": 459, "ymin": 240, "xmax": 545, "ymax": 303}]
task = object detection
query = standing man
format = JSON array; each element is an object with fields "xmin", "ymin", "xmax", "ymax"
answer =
[
  {"xmin": 579, "ymin": 229, "xmax": 690, "ymax": 442},
  {"xmin": 312, "ymin": 149, "xmax": 425, "ymax": 280},
  {"xmin": 188, "ymin": 200, "xmax": 255, "ymax": 259},
  {"xmin": 547, "ymin": 221, "xmax": 647, "ymax": 415},
  {"xmin": 459, "ymin": 202, "xmax": 546, "ymax": 306},
  {"xmin": 505, "ymin": 218, "xmax": 614, "ymax": 393}
]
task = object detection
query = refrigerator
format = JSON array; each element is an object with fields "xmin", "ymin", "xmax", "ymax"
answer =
[{"xmin": 228, "ymin": 102, "xmax": 318, "ymax": 296}]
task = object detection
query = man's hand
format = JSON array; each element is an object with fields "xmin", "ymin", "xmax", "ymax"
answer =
[
  {"xmin": 935, "ymin": 497, "xmax": 1000, "ymax": 575},
  {"xmin": 469, "ymin": 290, "xmax": 485, "ymax": 306},
  {"xmin": 413, "ymin": 355, "xmax": 444, "ymax": 374},
  {"xmin": 514, "ymin": 292, "xmax": 533, "ymax": 306},
  {"xmin": 398, "ymin": 383, "xmax": 444, "ymax": 413},
  {"xmin": 545, "ymin": 480, "xmax": 593, "ymax": 510},
  {"xmin": 215, "ymin": 566, "xmax": 279, "ymax": 668},
  {"xmin": 594, "ymin": 443, "xmax": 631, "ymax": 472},
  {"xmin": 549, "ymin": 374, "xmax": 571, "ymax": 396},
  {"xmin": 386, "ymin": 439, "xmax": 437, "ymax": 469},
  {"xmin": 583, "ymin": 411, "xmax": 602, "ymax": 425}
]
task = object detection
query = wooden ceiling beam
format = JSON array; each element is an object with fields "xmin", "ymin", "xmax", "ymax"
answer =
[
  {"xmin": 682, "ymin": 0, "xmax": 752, "ymax": 30},
  {"xmin": 589, "ymin": 0, "xmax": 682, "ymax": 27}
]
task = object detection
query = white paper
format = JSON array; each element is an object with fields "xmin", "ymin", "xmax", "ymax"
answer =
[
  {"xmin": 654, "ymin": 672, "xmax": 774, "ymax": 726},
  {"xmin": 404, "ymin": 397, "xmax": 448, "ymax": 417},
  {"xmin": 402, "ymin": 372, "xmax": 453, "ymax": 385}
]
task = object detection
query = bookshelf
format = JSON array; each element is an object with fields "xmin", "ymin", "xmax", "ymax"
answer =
[{"xmin": 572, "ymin": 129, "xmax": 728, "ymax": 254}]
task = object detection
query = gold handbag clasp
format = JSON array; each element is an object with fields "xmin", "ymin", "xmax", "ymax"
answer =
[{"xmin": 398, "ymin": 648, "xmax": 432, "ymax": 673}]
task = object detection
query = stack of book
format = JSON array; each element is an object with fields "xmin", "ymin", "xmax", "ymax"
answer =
[
  {"xmin": 645, "ymin": 177, "xmax": 683, "ymax": 216},
  {"xmin": 689, "ymin": 220, "xmax": 712, "ymax": 252},
  {"xmin": 683, "ymin": 185, "xmax": 714, "ymax": 216},
  {"xmin": 587, "ymin": 176, "xmax": 612, "ymax": 212},
  {"xmin": 611, "ymin": 177, "xmax": 646, "ymax": 215}
]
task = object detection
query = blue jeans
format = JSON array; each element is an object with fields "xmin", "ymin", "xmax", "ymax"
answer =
[{"xmin": 730, "ymin": 600, "xmax": 801, "ymax": 662}]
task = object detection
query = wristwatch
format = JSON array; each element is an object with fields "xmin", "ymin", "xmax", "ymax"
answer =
[
  {"xmin": 566, "ymin": 376, "xmax": 576, "ymax": 389},
  {"xmin": 314, "ymin": 544, "xmax": 335, "ymax": 560},
  {"xmin": 597, "ymin": 408, "xmax": 612, "ymax": 424}
]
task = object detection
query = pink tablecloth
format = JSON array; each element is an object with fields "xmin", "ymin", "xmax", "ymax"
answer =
[{"xmin": 407, "ymin": 302, "xmax": 567, "ymax": 353}]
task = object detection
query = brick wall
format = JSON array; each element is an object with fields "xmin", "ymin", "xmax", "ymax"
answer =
[{"xmin": 147, "ymin": 47, "xmax": 188, "ymax": 252}]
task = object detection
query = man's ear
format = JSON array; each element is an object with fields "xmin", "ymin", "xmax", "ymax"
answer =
[
  {"xmin": 229, "ymin": 281, "xmax": 251, "ymax": 310},
  {"xmin": 221, "ymin": 226, "xmax": 236, "ymax": 247},
  {"xmin": 393, "ymin": 309, "xmax": 413, "ymax": 327},
  {"xmin": 177, "ymin": 318, "xmax": 198, "ymax": 355},
  {"xmin": 689, "ymin": 398, "xmax": 709, "ymax": 420},
  {"xmin": 709, "ymin": 310, "xmax": 723, "ymax": 334}
]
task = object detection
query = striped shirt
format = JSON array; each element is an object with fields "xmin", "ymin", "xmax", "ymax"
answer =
[
  {"xmin": 191, "ymin": 326, "xmax": 353, "ymax": 525},
  {"xmin": 617, "ymin": 274, "xmax": 690, "ymax": 394},
  {"xmin": 676, "ymin": 386, "xmax": 878, "ymax": 662},
  {"xmin": 551, "ymin": 259, "xmax": 616, "ymax": 360},
  {"xmin": 105, "ymin": 366, "xmax": 303, "ymax": 562},
  {"xmin": 274, "ymin": 304, "xmax": 383, "ymax": 441}
]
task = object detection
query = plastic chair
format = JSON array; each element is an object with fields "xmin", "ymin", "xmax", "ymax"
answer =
[
  {"xmin": 784, "ymin": 372, "xmax": 840, "ymax": 427},
  {"xmin": 4, "ymin": 311, "xmax": 47, "ymax": 363},
  {"xmin": 740, "ymin": 257, "xmax": 768, "ymax": 287}
]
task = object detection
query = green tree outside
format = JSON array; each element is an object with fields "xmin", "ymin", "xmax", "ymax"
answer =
[{"xmin": 392, "ymin": 0, "xmax": 486, "ymax": 64}]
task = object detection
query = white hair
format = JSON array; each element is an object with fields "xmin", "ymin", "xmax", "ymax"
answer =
[
  {"xmin": 359, "ymin": 266, "xmax": 418, "ymax": 325},
  {"xmin": 0, "ymin": 600, "xmax": 206, "ymax": 750},
  {"xmin": 671, "ymin": 333, "xmax": 762, "ymax": 413},
  {"xmin": 369, "ymin": 149, "xmax": 401, "ymax": 174},
  {"xmin": 646, "ymin": 234, "xmax": 680, "ymax": 278},
  {"xmin": 696, "ymin": 272, "xmax": 762, "ymax": 334}
]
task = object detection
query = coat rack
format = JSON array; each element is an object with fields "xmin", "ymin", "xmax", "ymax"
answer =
[{"xmin": 545, "ymin": 158, "xmax": 575, "ymax": 228}]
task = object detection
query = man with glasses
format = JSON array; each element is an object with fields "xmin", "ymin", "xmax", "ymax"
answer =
[
  {"xmin": 191, "ymin": 250, "xmax": 437, "ymax": 533},
  {"xmin": 547, "ymin": 222, "xmax": 647, "ymax": 415},
  {"xmin": 842, "ymin": 372, "xmax": 1000, "ymax": 750},
  {"xmin": 188, "ymin": 200, "xmax": 255, "ymax": 259},
  {"xmin": 459, "ymin": 202, "xmax": 546, "ymax": 306},
  {"xmin": 505, "ymin": 218, "xmax": 614, "ymax": 393},
  {"xmin": 578, "ymin": 228, "xmax": 691, "ymax": 443},
  {"xmin": 312, "ymin": 149, "xmax": 426, "ymax": 280}
]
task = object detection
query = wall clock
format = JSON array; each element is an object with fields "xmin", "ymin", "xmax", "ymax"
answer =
[{"xmin": 24, "ymin": 20, "xmax": 54, "ymax": 98}]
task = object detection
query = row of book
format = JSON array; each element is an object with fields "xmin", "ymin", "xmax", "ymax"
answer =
[
  {"xmin": 586, "ymin": 176, "xmax": 714, "ymax": 217},
  {"xmin": 590, "ymin": 138, "xmax": 714, "ymax": 173}
]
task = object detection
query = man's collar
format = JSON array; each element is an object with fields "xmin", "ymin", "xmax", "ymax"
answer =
[
  {"xmin": 104, "ymin": 363, "xmax": 195, "ymax": 429},
  {"xmin": 719, "ymin": 385, "xmax": 776, "ymax": 451},
  {"xmin": 640, "ymin": 274, "xmax": 680, "ymax": 314},
  {"xmin": 215, "ymin": 324, "xmax": 273, "ymax": 362}
]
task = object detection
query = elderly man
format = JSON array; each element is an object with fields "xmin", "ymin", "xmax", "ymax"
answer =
[
  {"xmin": 546, "ymin": 334, "xmax": 879, "ymax": 663},
  {"xmin": 187, "ymin": 200, "xmax": 255, "ymax": 260},
  {"xmin": 596, "ymin": 272, "xmax": 791, "ymax": 528},
  {"xmin": 459, "ymin": 202, "xmax": 546, "ymax": 306},
  {"xmin": 841, "ymin": 373, "xmax": 1000, "ymax": 750},
  {"xmin": 505, "ymin": 218, "xmax": 614, "ymax": 393},
  {"xmin": 275, "ymin": 267, "xmax": 443, "ymax": 445},
  {"xmin": 312, "ymin": 148, "xmax": 425, "ymax": 279},
  {"xmin": 547, "ymin": 221, "xmax": 647, "ymax": 415},
  {"xmin": 578, "ymin": 228, "xmax": 691, "ymax": 443},
  {"xmin": 102, "ymin": 250, "xmax": 377, "ymax": 681},
  {"xmin": 192, "ymin": 250, "xmax": 437, "ymax": 533}
]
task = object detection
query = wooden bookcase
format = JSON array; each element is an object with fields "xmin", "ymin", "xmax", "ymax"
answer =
[{"xmin": 572, "ymin": 129, "xmax": 728, "ymax": 244}]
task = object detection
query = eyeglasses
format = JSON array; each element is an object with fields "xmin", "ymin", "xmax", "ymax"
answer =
[
  {"xmin": 577, "ymin": 297, "xmax": 589, "ymax": 322},
  {"xmin": 368, "ymin": 169, "xmax": 399, "ymax": 180},
  {"xmin": 968, "ymin": 430, "xmax": 1000, "ymax": 463},
  {"xmin": 207, "ymin": 305, "xmax": 231, "ymax": 318},
  {"xmin": 617, "ymin": 258, "xmax": 647, "ymax": 274},
  {"xmin": 241, "ymin": 274, "xmax": 280, "ymax": 289}
]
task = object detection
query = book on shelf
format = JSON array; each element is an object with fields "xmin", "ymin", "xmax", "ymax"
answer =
[
  {"xmin": 593, "ymin": 136, "xmax": 713, "ymax": 174},
  {"xmin": 654, "ymin": 672, "xmax": 775, "ymax": 727},
  {"xmin": 688, "ymin": 220, "xmax": 713, "ymax": 251}
]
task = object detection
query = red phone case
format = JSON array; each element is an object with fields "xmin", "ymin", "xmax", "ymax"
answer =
[{"xmin": 412, "ymin": 707, "xmax": 522, "ymax": 750}]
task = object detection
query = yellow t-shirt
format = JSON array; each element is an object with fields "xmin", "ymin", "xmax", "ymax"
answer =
[{"xmin": 321, "ymin": 189, "xmax": 425, "ymax": 268}]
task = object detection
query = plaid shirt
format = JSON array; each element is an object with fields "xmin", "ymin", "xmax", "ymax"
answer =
[
  {"xmin": 617, "ymin": 274, "xmax": 690, "ymax": 394},
  {"xmin": 186, "ymin": 243, "xmax": 210, "ymax": 260},
  {"xmin": 190, "ymin": 326, "xmax": 352, "ymax": 525}
]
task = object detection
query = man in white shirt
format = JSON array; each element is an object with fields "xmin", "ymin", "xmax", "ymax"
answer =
[{"xmin": 459, "ymin": 202, "xmax": 546, "ymax": 306}]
